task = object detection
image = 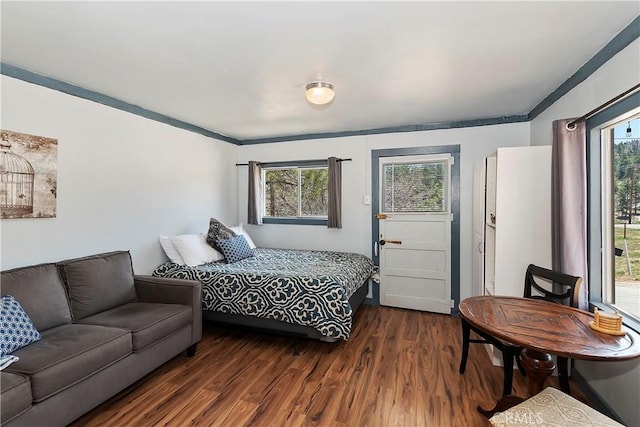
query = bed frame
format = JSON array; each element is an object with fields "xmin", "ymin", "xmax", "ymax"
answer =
[{"xmin": 202, "ymin": 280, "xmax": 369, "ymax": 342}]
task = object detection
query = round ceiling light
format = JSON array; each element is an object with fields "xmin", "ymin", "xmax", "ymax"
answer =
[{"xmin": 305, "ymin": 81, "xmax": 335, "ymax": 105}]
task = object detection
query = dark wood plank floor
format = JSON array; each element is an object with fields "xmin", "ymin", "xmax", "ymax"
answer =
[{"xmin": 72, "ymin": 305, "xmax": 584, "ymax": 427}]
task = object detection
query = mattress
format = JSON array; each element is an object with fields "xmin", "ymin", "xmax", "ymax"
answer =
[{"xmin": 152, "ymin": 248, "xmax": 374, "ymax": 340}]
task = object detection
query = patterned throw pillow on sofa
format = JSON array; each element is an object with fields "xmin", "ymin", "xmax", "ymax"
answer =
[
  {"xmin": 0, "ymin": 295, "xmax": 41, "ymax": 358},
  {"xmin": 205, "ymin": 218, "xmax": 236, "ymax": 253},
  {"xmin": 216, "ymin": 235, "xmax": 255, "ymax": 263}
]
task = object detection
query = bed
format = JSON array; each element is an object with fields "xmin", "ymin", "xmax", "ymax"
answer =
[{"xmin": 152, "ymin": 248, "xmax": 374, "ymax": 341}]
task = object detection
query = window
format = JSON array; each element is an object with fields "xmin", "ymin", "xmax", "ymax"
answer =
[
  {"xmin": 262, "ymin": 165, "xmax": 328, "ymax": 225},
  {"xmin": 381, "ymin": 158, "xmax": 450, "ymax": 213},
  {"xmin": 589, "ymin": 99, "xmax": 640, "ymax": 329}
]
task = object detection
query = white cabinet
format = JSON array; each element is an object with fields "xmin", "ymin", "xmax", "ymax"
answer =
[{"xmin": 473, "ymin": 146, "xmax": 552, "ymax": 298}]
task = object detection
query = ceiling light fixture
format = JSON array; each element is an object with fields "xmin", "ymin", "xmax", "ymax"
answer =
[
  {"xmin": 626, "ymin": 121, "xmax": 633, "ymax": 137},
  {"xmin": 305, "ymin": 81, "xmax": 335, "ymax": 105}
]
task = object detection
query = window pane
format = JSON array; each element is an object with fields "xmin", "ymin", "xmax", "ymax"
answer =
[
  {"xmin": 611, "ymin": 118, "xmax": 640, "ymax": 319},
  {"xmin": 264, "ymin": 169, "xmax": 297, "ymax": 217},
  {"xmin": 383, "ymin": 161, "xmax": 448, "ymax": 213},
  {"xmin": 300, "ymin": 168, "xmax": 328, "ymax": 216}
]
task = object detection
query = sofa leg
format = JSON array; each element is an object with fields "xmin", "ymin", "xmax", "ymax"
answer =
[{"xmin": 186, "ymin": 343, "xmax": 197, "ymax": 357}]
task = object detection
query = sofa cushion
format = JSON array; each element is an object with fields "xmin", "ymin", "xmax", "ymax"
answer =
[
  {"xmin": 57, "ymin": 251, "xmax": 138, "ymax": 320},
  {"xmin": 0, "ymin": 263, "xmax": 71, "ymax": 330},
  {"xmin": 1, "ymin": 372, "xmax": 32, "ymax": 423},
  {"xmin": 6, "ymin": 324, "xmax": 131, "ymax": 402},
  {"xmin": 78, "ymin": 302, "xmax": 192, "ymax": 351}
]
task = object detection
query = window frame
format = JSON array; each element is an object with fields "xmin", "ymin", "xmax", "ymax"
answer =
[
  {"xmin": 587, "ymin": 93, "xmax": 640, "ymax": 332},
  {"xmin": 379, "ymin": 154, "xmax": 452, "ymax": 215},
  {"xmin": 261, "ymin": 160, "xmax": 329, "ymax": 226}
]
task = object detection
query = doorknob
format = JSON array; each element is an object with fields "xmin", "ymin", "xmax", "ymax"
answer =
[{"xmin": 381, "ymin": 240, "xmax": 401, "ymax": 245}]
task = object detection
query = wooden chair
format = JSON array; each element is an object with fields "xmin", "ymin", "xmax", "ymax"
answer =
[{"xmin": 459, "ymin": 264, "xmax": 582, "ymax": 396}]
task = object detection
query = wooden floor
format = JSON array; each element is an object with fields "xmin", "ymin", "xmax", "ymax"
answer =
[{"xmin": 72, "ymin": 305, "xmax": 584, "ymax": 427}]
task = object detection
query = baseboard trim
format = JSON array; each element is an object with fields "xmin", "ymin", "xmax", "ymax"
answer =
[{"xmin": 572, "ymin": 368, "xmax": 624, "ymax": 424}]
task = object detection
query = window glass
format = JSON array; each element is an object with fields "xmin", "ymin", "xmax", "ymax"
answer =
[
  {"xmin": 382, "ymin": 161, "xmax": 448, "ymax": 213},
  {"xmin": 605, "ymin": 117, "xmax": 640, "ymax": 319},
  {"xmin": 300, "ymin": 168, "xmax": 328, "ymax": 216},
  {"xmin": 264, "ymin": 169, "xmax": 297, "ymax": 217},
  {"xmin": 263, "ymin": 167, "xmax": 328, "ymax": 218}
]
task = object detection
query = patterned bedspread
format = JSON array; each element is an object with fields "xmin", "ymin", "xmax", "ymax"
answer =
[{"xmin": 152, "ymin": 248, "xmax": 374, "ymax": 340}]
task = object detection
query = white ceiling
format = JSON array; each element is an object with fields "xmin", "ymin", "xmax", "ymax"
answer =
[{"xmin": 1, "ymin": 1, "xmax": 638, "ymax": 142}]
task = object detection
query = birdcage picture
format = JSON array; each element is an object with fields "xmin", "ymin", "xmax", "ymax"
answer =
[{"xmin": 1, "ymin": 130, "xmax": 57, "ymax": 219}]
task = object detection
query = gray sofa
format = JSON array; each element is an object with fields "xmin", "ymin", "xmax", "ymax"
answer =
[{"xmin": 0, "ymin": 251, "xmax": 202, "ymax": 426}]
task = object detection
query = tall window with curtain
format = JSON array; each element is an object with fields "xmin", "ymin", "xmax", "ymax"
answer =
[{"xmin": 557, "ymin": 84, "xmax": 640, "ymax": 326}]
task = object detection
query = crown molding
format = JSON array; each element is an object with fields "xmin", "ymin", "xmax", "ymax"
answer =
[
  {"xmin": 0, "ymin": 62, "xmax": 240, "ymax": 145},
  {"xmin": 2, "ymin": 16, "xmax": 638, "ymax": 145}
]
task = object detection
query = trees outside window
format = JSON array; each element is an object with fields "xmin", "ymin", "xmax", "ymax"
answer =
[
  {"xmin": 264, "ymin": 167, "xmax": 328, "ymax": 218},
  {"xmin": 599, "ymin": 117, "xmax": 640, "ymax": 320},
  {"xmin": 382, "ymin": 161, "xmax": 447, "ymax": 213}
]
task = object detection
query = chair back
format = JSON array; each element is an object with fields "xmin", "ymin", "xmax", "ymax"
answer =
[{"xmin": 524, "ymin": 264, "xmax": 582, "ymax": 308}]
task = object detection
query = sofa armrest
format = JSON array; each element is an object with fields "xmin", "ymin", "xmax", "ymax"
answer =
[{"xmin": 134, "ymin": 275, "xmax": 202, "ymax": 345}]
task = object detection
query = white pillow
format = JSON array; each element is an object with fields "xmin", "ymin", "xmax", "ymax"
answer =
[
  {"xmin": 159, "ymin": 236, "xmax": 185, "ymax": 264},
  {"xmin": 230, "ymin": 223, "xmax": 257, "ymax": 249},
  {"xmin": 0, "ymin": 355, "xmax": 19, "ymax": 371},
  {"xmin": 171, "ymin": 233, "xmax": 224, "ymax": 266}
]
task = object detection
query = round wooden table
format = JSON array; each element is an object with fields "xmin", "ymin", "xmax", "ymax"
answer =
[{"xmin": 459, "ymin": 296, "xmax": 640, "ymax": 416}]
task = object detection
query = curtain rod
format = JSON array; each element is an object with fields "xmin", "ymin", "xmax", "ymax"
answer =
[
  {"xmin": 567, "ymin": 83, "xmax": 640, "ymax": 130},
  {"xmin": 235, "ymin": 158, "xmax": 352, "ymax": 166}
]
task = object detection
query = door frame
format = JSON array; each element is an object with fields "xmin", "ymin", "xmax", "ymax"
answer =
[{"xmin": 371, "ymin": 145, "xmax": 461, "ymax": 312}]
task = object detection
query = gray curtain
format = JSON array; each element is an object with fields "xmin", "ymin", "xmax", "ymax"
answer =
[
  {"xmin": 328, "ymin": 157, "xmax": 342, "ymax": 229},
  {"xmin": 552, "ymin": 119, "xmax": 588, "ymax": 309},
  {"xmin": 248, "ymin": 161, "xmax": 263, "ymax": 225}
]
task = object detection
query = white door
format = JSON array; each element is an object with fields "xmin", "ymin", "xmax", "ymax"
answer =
[{"xmin": 378, "ymin": 154, "xmax": 452, "ymax": 314}]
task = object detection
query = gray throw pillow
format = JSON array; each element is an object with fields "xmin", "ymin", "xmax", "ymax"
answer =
[{"xmin": 205, "ymin": 218, "xmax": 236, "ymax": 252}]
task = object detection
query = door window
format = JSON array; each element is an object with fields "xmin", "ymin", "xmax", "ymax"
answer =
[{"xmin": 381, "ymin": 158, "xmax": 450, "ymax": 213}]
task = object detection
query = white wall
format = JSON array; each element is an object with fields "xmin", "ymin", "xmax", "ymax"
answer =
[
  {"xmin": 530, "ymin": 39, "xmax": 640, "ymax": 147},
  {"xmin": 0, "ymin": 76, "xmax": 238, "ymax": 274},
  {"xmin": 237, "ymin": 122, "xmax": 530, "ymax": 301},
  {"xmin": 529, "ymin": 39, "xmax": 640, "ymax": 426}
]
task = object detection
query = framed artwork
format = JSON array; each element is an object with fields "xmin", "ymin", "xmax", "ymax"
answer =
[{"xmin": 0, "ymin": 129, "xmax": 58, "ymax": 219}]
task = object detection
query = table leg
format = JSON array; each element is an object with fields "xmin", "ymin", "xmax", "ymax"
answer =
[
  {"xmin": 519, "ymin": 348, "xmax": 555, "ymax": 396},
  {"xmin": 477, "ymin": 348, "xmax": 556, "ymax": 418}
]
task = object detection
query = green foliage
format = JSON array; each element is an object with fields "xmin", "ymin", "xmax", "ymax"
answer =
[
  {"xmin": 614, "ymin": 139, "xmax": 640, "ymax": 222},
  {"xmin": 614, "ymin": 226, "xmax": 640, "ymax": 281},
  {"xmin": 264, "ymin": 168, "xmax": 328, "ymax": 217},
  {"xmin": 383, "ymin": 162, "xmax": 445, "ymax": 212},
  {"xmin": 301, "ymin": 169, "xmax": 328, "ymax": 216}
]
